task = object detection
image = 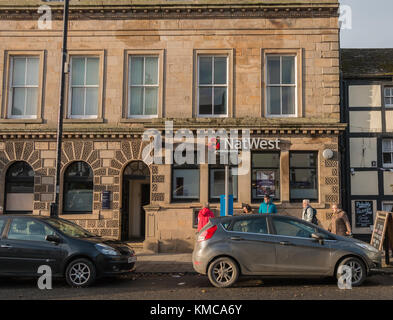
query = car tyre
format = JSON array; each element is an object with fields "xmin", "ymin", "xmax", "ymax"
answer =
[
  {"xmin": 65, "ymin": 258, "xmax": 96, "ymax": 288},
  {"xmin": 207, "ymin": 257, "xmax": 239, "ymax": 288},
  {"xmin": 336, "ymin": 257, "xmax": 366, "ymax": 287}
]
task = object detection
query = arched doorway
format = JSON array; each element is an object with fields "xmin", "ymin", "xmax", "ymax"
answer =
[
  {"xmin": 121, "ymin": 161, "xmax": 150, "ymax": 241},
  {"xmin": 5, "ymin": 161, "xmax": 34, "ymax": 214}
]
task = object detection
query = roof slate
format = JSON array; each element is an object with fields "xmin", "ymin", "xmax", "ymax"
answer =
[{"xmin": 341, "ymin": 49, "xmax": 393, "ymax": 79}]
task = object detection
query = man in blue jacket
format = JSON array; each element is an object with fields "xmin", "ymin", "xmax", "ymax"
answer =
[{"xmin": 258, "ymin": 194, "xmax": 277, "ymax": 214}]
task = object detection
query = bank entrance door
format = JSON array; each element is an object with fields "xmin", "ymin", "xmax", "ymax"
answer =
[{"xmin": 121, "ymin": 161, "xmax": 150, "ymax": 241}]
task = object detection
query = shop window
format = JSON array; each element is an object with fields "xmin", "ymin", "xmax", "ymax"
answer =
[
  {"xmin": 252, "ymin": 152, "xmax": 280, "ymax": 202},
  {"xmin": 266, "ymin": 55, "xmax": 296, "ymax": 117},
  {"xmin": 384, "ymin": 87, "xmax": 393, "ymax": 108},
  {"xmin": 172, "ymin": 152, "xmax": 200, "ymax": 202},
  {"xmin": 69, "ymin": 56, "xmax": 100, "ymax": 118},
  {"xmin": 63, "ymin": 161, "xmax": 93, "ymax": 214},
  {"xmin": 5, "ymin": 161, "xmax": 34, "ymax": 214},
  {"xmin": 383, "ymin": 140, "xmax": 393, "ymax": 168},
  {"xmin": 8, "ymin": 56, "xmax": 39, "ymax": 119},
  {"xmin": 209, "ymin": 163, "xmax": 238, "ymax": 202},
  {"xmin": 197, "ymin": 55, "xmax": 228, "ymax": 117},
  {"xmin": 289, "ymin": 152, "xmax": 318, "ymax": 202},
  {"xmin": 128, "ymin": 55, "xmax": 159, "ymax": 117}
]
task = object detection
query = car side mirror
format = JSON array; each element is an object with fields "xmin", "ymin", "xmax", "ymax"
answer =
[
  {"xmin": 46, "ymin": 234, "xmax": 61, "ymax": 244},
  {"xmin": 311, "ymin": 233, "xmax": 325, "ymax": 244}
]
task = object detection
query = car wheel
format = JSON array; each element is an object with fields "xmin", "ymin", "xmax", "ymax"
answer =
[
  {"xmin": 207, "ymin": 257, "xmax": 239, "ymax": 288},
  {"xmin": 65, "ymin": 258, "xmax": 96, "ymax": 288},
  {"xmin": 336, "ymin": 257, "xmax": 366, "ymax": 287}
]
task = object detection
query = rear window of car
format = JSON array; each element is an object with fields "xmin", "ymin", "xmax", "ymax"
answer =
[{"xmin": 230, "ymin": 218, "xmax": 268, "ymax": 235}]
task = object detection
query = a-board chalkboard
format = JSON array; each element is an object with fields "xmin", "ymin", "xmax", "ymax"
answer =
[
  {"xmin": 355, "ymin": 200, "xmax": 374, "ymax": 228},
  {"xmin": 370, "ymin": 211, "xmax": 390, "ymax": 251}
]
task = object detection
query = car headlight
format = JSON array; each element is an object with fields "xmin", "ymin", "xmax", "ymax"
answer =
[
  {"xmin": 95, "ymin": 243, "xmax": 120, "ymax": 256},
  {"xmin": 355, "ymin": 242, "xmax": 380, "ymax": 253}
]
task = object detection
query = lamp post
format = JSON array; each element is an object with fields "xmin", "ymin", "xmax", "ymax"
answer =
[{"xmin": 43, "ymin": 0, "xmax": 69, "ymax": 217}]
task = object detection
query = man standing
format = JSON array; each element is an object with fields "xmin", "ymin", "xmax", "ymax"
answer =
[
  {"xmin": 258, "ymin": 194, "xmax": 277, "ymax": 214},
  {"xmin": 197, "ymin": 203, "xmax": 215, "ymax": 232},
  {"xmin": 302, "ymin": 199, "xmax": 318, "ymax": 225}
]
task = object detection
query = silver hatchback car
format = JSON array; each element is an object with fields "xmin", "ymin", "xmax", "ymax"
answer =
[{"xmin": 193, "ymin": 214, "xmax": 382, "ymax": 288}]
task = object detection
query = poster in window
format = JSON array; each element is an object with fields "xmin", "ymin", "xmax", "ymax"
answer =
[{"xmin": 256, "ymin": 170, "xmax": 275, "ymax": 197}]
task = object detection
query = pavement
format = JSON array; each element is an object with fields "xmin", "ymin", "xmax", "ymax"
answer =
[
  {"xmin": 135, "ymin": 252, "xmax": 393, "ymax": 275},
  {"xmin": 135, "ymin": 253, "xmax": 195, "ymax": 274}
]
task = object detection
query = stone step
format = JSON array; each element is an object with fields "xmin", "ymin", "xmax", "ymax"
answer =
[{"xmin": 126, "ymin": 242, "xmax": 145, "ymax": 254}]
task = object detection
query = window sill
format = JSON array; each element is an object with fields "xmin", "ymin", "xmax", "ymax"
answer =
[
  {"xmin": 0, "ymin": 118, "xmax": 43, "ymax": 124},
  {"xmin": 120, "ymin": 117, "xmax": 159, "ymax": 123},
  {"xmin": 59, "ymin": 213, "xmax": 99, "ymax": 220},
  {"xmin": 64, "ymin": 118, "xmax": 104, "ymax": 124}
]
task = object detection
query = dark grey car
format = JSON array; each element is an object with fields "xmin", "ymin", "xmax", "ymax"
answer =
[{"xmin": 193, "ymin": 214, "xmax": 382, "ymax": 288}]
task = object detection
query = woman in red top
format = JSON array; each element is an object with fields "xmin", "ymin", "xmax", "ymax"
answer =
[{"xmin": 197, "ymin": 203, "xmax": 215, "ymax": 232}]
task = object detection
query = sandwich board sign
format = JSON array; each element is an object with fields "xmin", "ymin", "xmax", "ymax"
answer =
[{"xmin": 370, "ymin": 211, "xmax": 391, "ymax": 251}]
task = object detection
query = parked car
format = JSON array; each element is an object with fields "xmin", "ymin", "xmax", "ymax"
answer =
[
  {"xmin": 193, "ymin": 214, "xmax": 381, "ymax": 288},
  {"xmin": 0, "ymin": 215, "xmax": 136, "ymax": 287}
]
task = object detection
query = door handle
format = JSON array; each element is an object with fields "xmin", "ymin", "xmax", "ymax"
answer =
[
  {"xmin": 279, "ymin": 241, "xmax": 293, "ymax": 246},
  {"xmin": 0, "ymin": 244, "xmax": 12, "ymax": 249},
  {"xmin": 230, "ymin": 236, "xmax": 244, "ymax": 241}
]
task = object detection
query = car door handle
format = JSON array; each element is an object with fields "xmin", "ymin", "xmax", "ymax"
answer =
[
  {"xmin": 0, "ymin": 244, "xmax": 12, "ymax": 249},
  {"xmin": 279, "ymin": 241, "xmax": 293, "ymax": 246},
  {"xmin": 230, "ymin": 236, "xmax": 244, "ymax": 241}
]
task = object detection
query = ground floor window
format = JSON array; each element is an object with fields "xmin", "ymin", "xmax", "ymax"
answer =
[
  {"xmin": 172, "ymin": 154, "xmax": 200, "ymax": 202},
  {"xmin": 383, "ymin": 139, "xmax": 393, "ymax": 168},
  {"xmin": 290, "ymin": 152, "xmax": 318, "ymax": 202},
  {"xmin": 63, "ymin": 161, "xmax": 93, "ymax": 214},
  {"xmin": 5, "ymin": 161, "xmax": 34, "ymax": 214},
  {"xmin": 252, "ymin": 152, "xmax": 280, "ymax": 202},
  {"xmin": 382, "ymin": 202, "xmax": 393, "ymax": 212},
  {"xmin": 209, "ymin": 165, "xmax": 238, "ymax": 202}
]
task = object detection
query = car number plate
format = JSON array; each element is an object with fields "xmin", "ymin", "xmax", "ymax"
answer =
[{"xmin": 128, "ymin": 256, "xmax": 136, "ymax": 263}]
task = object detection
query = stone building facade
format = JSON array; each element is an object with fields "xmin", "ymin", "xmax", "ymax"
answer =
[{"xmin": 0, "ymin": 0, "xmax": 345, "ymax": 252}]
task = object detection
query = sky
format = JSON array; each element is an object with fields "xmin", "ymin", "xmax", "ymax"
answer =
[{"xmin": 340, "ymin": 0, "xmax": 393, "ymax": 48}]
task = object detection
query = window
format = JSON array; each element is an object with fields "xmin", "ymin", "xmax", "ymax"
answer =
[
  {"xmin": 128, "ymin": 55, "xmax": 159, "ymax": 117},
  {"xmin": 63, "ymin": 162, "xmax": 93, "ymax": 214},
  {"xmin": 382, "ymin": 202, "xmax": 393, "ymax": 212},
  {"xmin": 231, "ymin": 218, "xmax": 268, "ymax": 234},
  {"xmin": 172, "ymin": 152, "xmax": 200, "ymax": 202},
  {"xmin": 69, "ymin": 56, "xmax": 99, "ymax": 118},
  {"xmin": 272, "ymin": 217, "xmax": 317, "ymax": 239},
  {"xmin": 198, "ymin": 55, "xmax": 228, "ymax": 117},
  {"xmin": 266, "ymin": 55, "xmax": 296, "ymax": 117},
  {"xmin": 209, "ymin": 164, "xmax": 238, "ymax": 202},
  {"xmin": 0, "ymin": 219, "xmax": 5, "ymax": 235},
  {"xmin": 7, "ymin": 218, "xmax": 54, "ymax": 242},
  {"xmin": 5, "ymin": 161, "xmax": 34, "ymax": 214},
  {"xmin": 252, "ymin": 152, "xmax": 280, "ymax": 202},
  {"xmin": 383, "ymin": 140, "xmax": 393, "ymax": 168},
  {"xmin": 290, "ymin": 152, "xmax": 318, "ymax": 202},
  {"xmin": 8, "ymin": 56, "xmax": 39, "ymax": 118},
  {"xmin": 385, "ymin": 87, "xmax": 393, "ymax": 107}
]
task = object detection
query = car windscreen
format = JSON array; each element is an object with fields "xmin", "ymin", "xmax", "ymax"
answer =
[{"xmin": 45, "ymin": 219, "xmax": 95, "ymax": 238}]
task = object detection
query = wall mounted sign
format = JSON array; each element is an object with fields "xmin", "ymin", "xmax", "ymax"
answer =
[{"xmin": 354, "ymin": 200, "xmax": 374, "ymax": 228}]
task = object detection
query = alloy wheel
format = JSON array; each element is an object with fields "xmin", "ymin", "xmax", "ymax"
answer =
[{"xmin": 69, "ymin": 262, "xmax": 91, "ymax": 286}]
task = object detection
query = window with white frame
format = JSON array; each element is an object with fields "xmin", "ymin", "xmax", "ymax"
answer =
[
  {"xmin": 383, "ymin": 139, "xmax": 393, "ymax": 167},
  {"xmin": 198, "ymin": 55, "xmax": 228, "ymax": 117},
  {"xmin": 128, "ymin": 56, "xmax": 159, "ymax": 117},
  {"xmin": 384, "ymin": 87, "xmax": 393, "ymax": 107},
  {"xmin": 69, "ymin": 57, "xmax": 99, "ymax": 118},
  {"xmin": 8, "ymin": 56, "xmax": 39, "ymax": 118},
  {"xmin": 266, "ymin": 55, "xmax": 296, "ymax": 117}
]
